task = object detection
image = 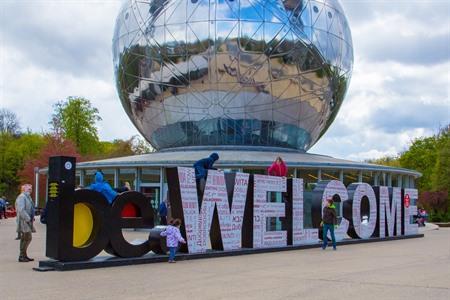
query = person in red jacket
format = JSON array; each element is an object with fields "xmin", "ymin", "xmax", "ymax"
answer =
[{"xmin": 268, "ymin": 156, "xmax": 287, "ymax": 177}]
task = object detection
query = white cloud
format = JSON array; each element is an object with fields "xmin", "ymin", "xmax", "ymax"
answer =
[
  {"xmin": 309, "ymin": 0, "xmax": 450, "ymax": 160},
  {"xmin": 345, "ymin": 0, "xmax": 450, "ymax": 65},
  {"xmin": 311, "ymin": 57, "xmax": 449, "ymax": 160},
  {"xmin": 0, "ymin": 0, "xmax": 136, "ymax": 139},
  {"xmin": 0, "ymin": 41, "xmax": 136, "ymax": 139}
]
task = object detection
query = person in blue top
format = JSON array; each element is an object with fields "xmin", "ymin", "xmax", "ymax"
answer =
[
  {"xmin": 193, "ymin": 153, "xmax": 220, "ymax": 205},
  {"xmin": 193, "ymin": 152, "xmax": 219, "ymax": 181},
  {"xmin": 0, "ymin": 196, "xmax": 7, "ymax": 219},
  {"xmin": 89, "ymin": 171, "xmax": 118, "ymax": 204},
  {"xmin": 159, "ymin": 200, "xmax": 168, "ymax": 225}
]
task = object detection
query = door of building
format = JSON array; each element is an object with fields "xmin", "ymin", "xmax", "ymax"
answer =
[{"xmin": 140, "ymin": 186, "xmax": 160, "ymax": 223}]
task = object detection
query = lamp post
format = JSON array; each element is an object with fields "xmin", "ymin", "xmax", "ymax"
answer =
[{"xmin": 34, "ymin": 166, "xmax": 39, "ymax": 207}]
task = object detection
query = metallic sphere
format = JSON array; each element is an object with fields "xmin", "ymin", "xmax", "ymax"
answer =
[{"xmin": 113, "ymin": 0, "xmax": 353, "ymax": 151}]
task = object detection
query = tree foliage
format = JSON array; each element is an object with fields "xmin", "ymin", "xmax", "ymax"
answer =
[
  {"xmin": 51, "ymin": 97, "xmax": 102, "ymax": 155},
  {"xmin": 399, "ymin": 126, "xmax": 450, "ymax": 194},
  {"xmin": 0, "ymin": 108, "xmax": 21, "ymax": 135},
  {"xmin": 0, "ymin": 132, "xmax": 46, "ymax": 199},
  {"xmin": 1, "ymin": 102, "xmax": 153, "ymax": 203},
  {"xmin": 370, "ymin": 125, "xmax": 450, "ymax": 221},
  {"xmin": 419, "ymin": 191, "xmax": 449, "ymax": 222},
  {"xmin": 431, "ymin": 127, "xmax": 450, "ymax": 193},
  {"xmin": 18, "ymin": 135, "xmax": 80, "ymax": 207},
  {"xmin": 399, "ymin": 136, "xmax": 437, "ymax": 191},
  {"xmin": 366, "ymin": 156, "xmax": 401, "ymax": 168},
  {"xmin": 86, "ymin": 135, "xmax": 152, "ymax": 160},
  {"xmin": 97, "ymin": 139, "xmax": 136, "ymax": 159},
  {"xmin": 131, "ymin": 135, "xmax": 154, "ymax": 154}
]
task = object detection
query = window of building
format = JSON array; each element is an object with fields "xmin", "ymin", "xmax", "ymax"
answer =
[
  {"xmin": 402, "ymin": 175, "xmax": 407, "ymax": 188},
  {"xmin": 387, "ymin": 173, "xmax": 393, "ymax": 187},
  {"xmin": 119, "ymin": 168, "xmax": 136, "ymax": 190},
  {"xmin": 84, "ymin": 169, "xmax": 114, "ymax": 186},
  {"xmin": 84, "ymin": 170, "xmax": 96, "ymax": 186},
  {"xmin": 141, "ymin": 186, "xmax": 160, "ymax": 221},
  {"xmin": 411, "ymin": 177, "xmax": 416, "ymax": 188},
  {"xmin": 362, "ymin": 171, "xmax": 373, "ymax": 184},
  {"xmin": 102, "ymin": 169, "xmax": 115, "ymax": 187},
  {"xmin": 75, "ymin": 171, "xmax": 81, "ymax": 187},
  {"xmin": 140, "ymin": 168, "xmax": 162, "ymax": 223},
  {"xmin": 391, "ymin": 174, "xmax": 399, "ymax": 188},
  {"xmin": 222, "ymin": 168, "xmax": 242, "ymax": 173},
  {"xmin": 379, "ymin": 173, "xmax": 387, "ymax": 186},
  {"xmin": 287, "ymin": 168, "xmax": 296, "ymax": 178},
  {"xmin": 372, "ymin": 172, "xmax": 380, "ymax": 186},
  {"xmin": 297, "ymin": 169, "xmax": 319, "ymax": 191},
  {"xmin": 343, "ymin": 170, "xmax": 359, "ymax": 187},
  {"xmin": 141, "ymin": 168, "xmax": 160, "ymax": 184},
  {"xmin": 403, "ymin": 176, "xmax": 412, "ymax": 188},
  {"xmin": 242, "ymin": 168, "xmax": 266, "ymax": 175},
  {"xmin": 321, "ymin": 169, "xmax": 340, "ymax": 181}
]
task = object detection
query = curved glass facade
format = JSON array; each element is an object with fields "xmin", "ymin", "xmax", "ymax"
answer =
[
  {"xmin": 113, "ymin": 0, "xmax": 353, "ymax": 150},
  {"xmin": 151, "ymin": 118, "xmax": 312, "ymax": 149}
]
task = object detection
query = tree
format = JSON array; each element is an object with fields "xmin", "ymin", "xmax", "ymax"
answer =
[
  {"xmin": 366, "ymin": 125, "xmax": 450, "ymax": 221},
  {"xmin": 0, "ymin": 132, "xmax": 45, "ymax": 199},
  {"xmin": 399, "ymin": 136, "xmax": 437, "ymax": 191},
  {"xmin": 431, "ymin": 126, "xmax": 450, "ymax": 193},
  {"xmin": 131, "ymin": 135, "xmax": 153, "ymax": 154},
  {"xmin": 97, "ymin": 138, "xmax": 135, "ymax": 159},
  {"xmin": 19, "ymin": 135, "xmax": 80, "ymax": 207},
  {"xmin": 0, "ymin": 108, "xmax": 21, "ymax": 135},
  {"xmin": 365, "ymin": 156, "xmax": 401, "ymax": 168},
  {"xmin": 86, "ymin": 135, "xmax": 152, "ymax": 160},
  {"xmin": 381, "ymin": 125, "xmax": 450, "ymax": 222},
  {"xmin": 49, "ymin": 102, "xmax": 64, "ymax": 140},
  {"xmin": 398, "ymin": 125, "xmax": 450, "ymax": 193},
  {"xmin": 51, "ymin": 97, "xmax": 102, "ymax": 155}
]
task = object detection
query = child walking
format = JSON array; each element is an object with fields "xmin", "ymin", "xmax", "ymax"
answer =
[
  {"xmin": 160, "ymin": 218, "xmax": 186, "ymax": 263},
  {"xmin": 321, "ymin": 198, "xmax": 337, "ymax": 250}
]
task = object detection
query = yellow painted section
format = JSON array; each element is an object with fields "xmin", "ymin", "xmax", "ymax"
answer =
[{"xmin": 73, "ymin": 203, "xmax": 93, "ymax": 248}]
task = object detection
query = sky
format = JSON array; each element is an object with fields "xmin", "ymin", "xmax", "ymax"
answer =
[{"xmin": 0, "ymin": 0, "xmax": 449, "ymax": 161}]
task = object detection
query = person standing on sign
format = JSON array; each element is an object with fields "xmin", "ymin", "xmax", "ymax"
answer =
[
  {"xmin": 193, "ymin": 152, "xmax": 220, "ymax": 182},
  {"xmin": 268, "ymin": 156, "xmax": 287, "ymax": 177},
  {"xmin": 160, "ymin": 219, "xmax": 186, "ymax": 263},
  {"xmin": 193, "ymin": 153, "xmax": 220, "ymax": 201},
  {"xmin": 321, "ymin": 198, "xmax": 337, "ymax": 251},
  {"xmin": 268, "ymin": 157, "xmax": 289, "ymax": 230},
  {"xmin": 16, "ymin": 184, "xmax": 36, "ymax": 262}
]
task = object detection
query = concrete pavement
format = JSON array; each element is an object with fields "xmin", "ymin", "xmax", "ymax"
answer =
[{"xmin": 0, "ymin": 218, "xmax": 448, "ymax": 300}]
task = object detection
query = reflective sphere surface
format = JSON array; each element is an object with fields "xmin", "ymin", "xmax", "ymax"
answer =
[{"xmin": 113, "ymin": 0, "xmax": 353, "ymax": 151}]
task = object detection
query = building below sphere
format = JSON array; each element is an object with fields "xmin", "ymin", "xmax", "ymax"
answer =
[{"xmin": 37, "ymin": 146, "xmax": 420, "ymax": 214}]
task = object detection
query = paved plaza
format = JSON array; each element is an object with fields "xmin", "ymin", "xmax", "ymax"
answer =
[{"xmin": 0, "ymin": 218, "xmax": 448, "ymax": 300}]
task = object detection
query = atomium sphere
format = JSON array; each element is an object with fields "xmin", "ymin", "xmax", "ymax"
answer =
[{"xmin": 113, "ymin": 0, "xmax": 353, "ymax": 151}]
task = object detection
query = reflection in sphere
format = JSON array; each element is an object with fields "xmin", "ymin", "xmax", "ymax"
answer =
[{"xmin": 113, "ymin": 0, "xmax": 353, "ymax": 151}]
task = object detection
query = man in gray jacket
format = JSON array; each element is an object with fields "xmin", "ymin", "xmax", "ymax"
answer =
[{"xmin": 16, "ymin": 184, "xmax": 35, "ymax": 262}]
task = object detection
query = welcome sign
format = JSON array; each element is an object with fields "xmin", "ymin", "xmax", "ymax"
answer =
[
  {"xmin": 45, "ymin": 157, "xmax": 419, "ymax": 263},
  {"xmin": 167, "ymin": 168, "xmax": 419, "ymax": 253}
]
